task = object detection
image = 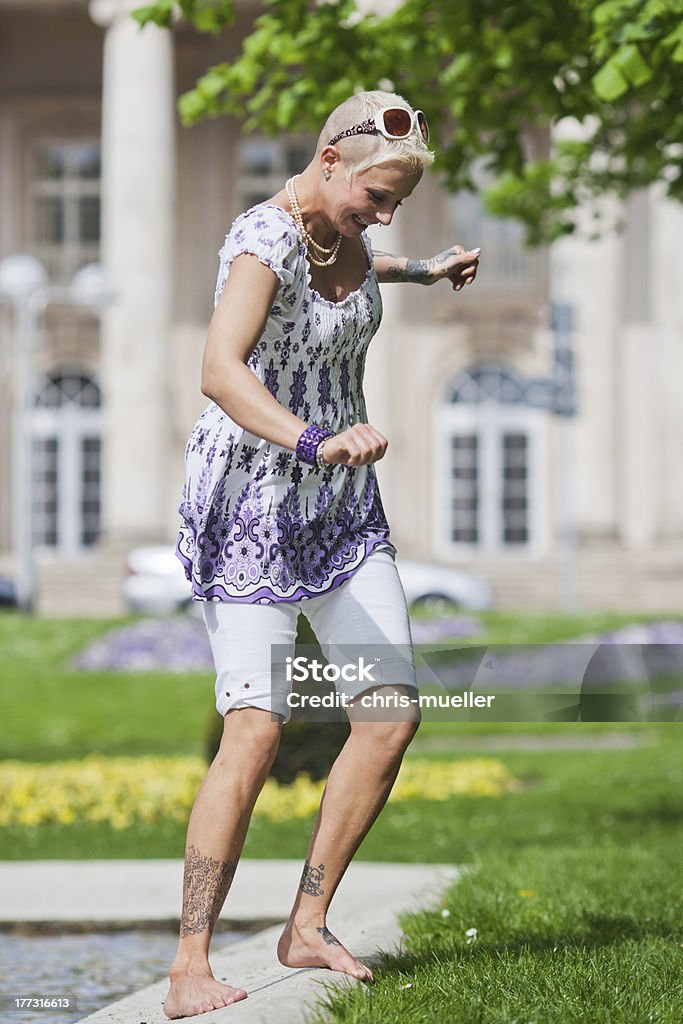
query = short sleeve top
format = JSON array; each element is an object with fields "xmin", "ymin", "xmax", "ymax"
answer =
[{"xmin": 176, "ymin": 204, "xmax": 395, "ymax": 604}]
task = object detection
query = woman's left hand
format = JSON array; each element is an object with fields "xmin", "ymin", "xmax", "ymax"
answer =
[
  {"xmin": 425, "ymin": 245, "xmax": 481, "ymax": 290},
  {"xmin": 373, "ymin": 246, "xmax": 481, "ymax": 288}
]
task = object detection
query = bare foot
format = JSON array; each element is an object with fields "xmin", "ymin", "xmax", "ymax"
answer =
[
  {"xmin": 277, "ymin": 920, "xmax": 374, "ymax": 983},
  {"xmin": 163, "ymin": 966, "xmax": 247, "ymax": 1019}
]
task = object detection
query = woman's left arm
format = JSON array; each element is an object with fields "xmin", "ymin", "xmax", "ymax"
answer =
[{"xmin": 373, "ymin": 245, "xmax": 481, "ymax": 291}]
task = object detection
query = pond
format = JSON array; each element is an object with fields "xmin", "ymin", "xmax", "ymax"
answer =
[{"xmin": 0, "ymin": 926, "xmax": 250, "ymax": 1024}]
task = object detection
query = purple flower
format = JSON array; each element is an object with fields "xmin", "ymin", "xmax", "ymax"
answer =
[{"xmin": 71, "ymin": 618, "xmax": 214, "ymax": 673}]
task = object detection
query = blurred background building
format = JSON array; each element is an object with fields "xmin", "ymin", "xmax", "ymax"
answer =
[{"xmin": 1, "ymin": 0, "xmax": 681, "ymax": 615}]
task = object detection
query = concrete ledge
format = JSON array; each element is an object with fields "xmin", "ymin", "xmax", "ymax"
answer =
[{"xmin": 0, "ymin": 859, "xmax": 463, "ymax": 1023}]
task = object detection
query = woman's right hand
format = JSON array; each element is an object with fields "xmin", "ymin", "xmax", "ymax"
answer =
[{"xmin": 321, "ymin": 423, "xmax": 389, "ymax": 467}]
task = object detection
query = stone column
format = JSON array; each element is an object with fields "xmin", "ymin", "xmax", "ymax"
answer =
[
  {"xmin": 618, "ymin": 190, "xmax": 656, "ymax": 550},
  {"xmin": 90, "ymin": 0, "xmax": 175, "ymax": 546}
]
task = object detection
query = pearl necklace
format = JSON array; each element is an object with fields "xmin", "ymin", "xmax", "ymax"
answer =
[{"xmin": 285, "ymin": 176, "xmax": 342, "ymax": 268}]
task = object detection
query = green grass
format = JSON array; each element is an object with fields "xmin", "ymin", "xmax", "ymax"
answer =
[
  {"xmin": 0, "ymin": 612, "xmax": 213, "ymax": 760},
  {"xmin": 306, "ymin": 732, "xmax": 683, "ymax": 1024},
  {"xmin": 6, "ymin": 733, "xmax": 678, "ymax": 1022},
  {"xmin": 1, "ymin": 608, "xmax": 678, "ymax": 761},
  {"xmin": 419, "ymin": 608, "xmax": 683, "ymax": 646},
  {"xmin": 1, "ymin": 610, "xmax": 681, "ymax": 1020},
  {"xmin": 0, "ymin": 607, "xmax": 679, "ymax": 860},
  {"xmin": 314, "ymin": 847, "xmax": 682, "ymax": 1023}
]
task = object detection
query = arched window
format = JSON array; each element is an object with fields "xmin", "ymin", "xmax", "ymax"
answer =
[
  {"xmin": 32, "ymin": 368, "xmax": 102, "ymax": 553},
  {"xmin": 435, "ymin": 362, "xmax": 547, "ymax": 554}
]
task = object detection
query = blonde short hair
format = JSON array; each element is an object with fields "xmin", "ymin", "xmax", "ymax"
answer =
[{"xmin": 316, "ymin": 90, "xmax": 434, "ymax": 179}]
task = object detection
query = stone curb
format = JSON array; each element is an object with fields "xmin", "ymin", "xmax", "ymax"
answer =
[{"xmin": 0, "ymin": 860, "xmax": 463, "ymax": 1024}]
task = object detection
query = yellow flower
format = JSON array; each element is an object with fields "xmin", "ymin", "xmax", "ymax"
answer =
[{"xmin": 0, "ymin": 755, "xmax": 520, "ymax": 829}]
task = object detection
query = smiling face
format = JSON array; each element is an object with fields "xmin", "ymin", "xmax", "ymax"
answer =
[{"xmin": 327, "ymin": 160, "xmax": 423, "ymax": 235}]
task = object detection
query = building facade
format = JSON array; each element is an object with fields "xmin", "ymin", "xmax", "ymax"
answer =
[{"xmin": 1, "ymin": 0, "xmax": 681, "ymax": 615}]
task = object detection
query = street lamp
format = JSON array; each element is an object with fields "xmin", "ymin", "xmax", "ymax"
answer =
[
  {"xmin": 0, "ymin": 254, "xmax": 116, "ymax": 612},
  {"xmin": 550, "ymin": 253, "xmax": 579, "ymax": 613}
]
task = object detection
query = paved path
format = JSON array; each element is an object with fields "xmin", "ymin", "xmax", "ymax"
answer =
[{"xmin": 0, "ymin": 859, "xmax": 463, "ymax": 1023}]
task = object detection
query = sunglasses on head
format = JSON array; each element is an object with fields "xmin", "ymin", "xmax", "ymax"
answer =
[{"xmin": 328, "ymin": 106, "xmax": 430, "ymax": 148}]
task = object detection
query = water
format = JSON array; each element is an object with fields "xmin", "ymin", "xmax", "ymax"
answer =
[{"xmin": 0, "ymin": 928, "xmax": 249, "ymax": 1024}]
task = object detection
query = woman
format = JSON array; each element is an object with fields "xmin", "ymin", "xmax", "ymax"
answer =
[{"xmin": 165, "ymin": 90, "xmax": 480, "ymax": 1019}]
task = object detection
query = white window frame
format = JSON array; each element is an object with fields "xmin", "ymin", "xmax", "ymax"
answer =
[
  {"xmin": 27, "ymin": 138, "xmax": 101, "ymax": 283},
  {"xmin": 434, "ymin": 400, "xmax": 548, "ymax": 559},
  {"xmin": 31, "ymin": 372, "xmax": 103, "ymax": 557},
  {"xmin": 235, "ymin": 136, "xmax": 314, "ymax": 213}
]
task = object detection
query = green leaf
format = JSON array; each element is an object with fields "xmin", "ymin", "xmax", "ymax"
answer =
[
  {"xmin": 178, "ymin": 89, "xmax": 209, "ymax": 126},
  {"xmin": 592, "ymin": 61, "xmax": 629, "ymax": 100},
  {"xmin": 663, "ymin": 20, "xmax": 683, "ymax": 61},
  {"xmin": 196, "ymin": 66, "xmax": 229, "ymax": 99},
  {"xmin": 612, "ymin": 43, "xmax": 654, "ymax": 87},
  {"xmin": 275, "ymin": 90, "xmax": 299, "ymax": 128},
  {"xmin": 663, "ymin": 21, "xmax": 683, "ymax": 47},
  {"xmin": 441, "ymin": 53, "xmax": 473, "ymax": 87},
  {"xmin": 131, "ymin": 4, "xmax": 173, "ymax": 28},
  {"xmin": 179, "ymin": 0, "xmax": 234, "ymax": 25},
  {"xmin": 592, "ymin": 0, "xmax": 628, "ymax": 26}
]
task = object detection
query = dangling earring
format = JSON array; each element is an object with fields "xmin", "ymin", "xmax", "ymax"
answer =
[{"xmin": 323, "ymin": 168, "xmax": 332, "ymax": 181}]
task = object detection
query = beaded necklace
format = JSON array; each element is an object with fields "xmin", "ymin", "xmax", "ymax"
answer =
[{"xmin": 285, "ymin": 176, "xmax": 342, "ymax": 268}]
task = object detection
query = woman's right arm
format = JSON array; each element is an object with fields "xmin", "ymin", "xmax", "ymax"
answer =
[
  {"xmin": 201, "ymin": 253, "xmax": 388, "ymax": 467},
  {"xmin": 201, "ymin": 253, "xmax": 308, "ymax": 452}
]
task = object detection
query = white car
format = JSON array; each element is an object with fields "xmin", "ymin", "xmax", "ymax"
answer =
[{"xmin": 123, "ymin": 547, "xmax": 492, "ymax": 616}]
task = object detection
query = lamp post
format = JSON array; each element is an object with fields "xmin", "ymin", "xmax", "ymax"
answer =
[
  {"xmin": 550, "ymin": 253, "xmax": 579, "ymax": 613},
  {"xmin": 0, "ymin": 256, "xmax": 115, "ymax": 612},
  {"xmin": 517, "ymin": 261, "xmax": 578, "ymax": 611}
]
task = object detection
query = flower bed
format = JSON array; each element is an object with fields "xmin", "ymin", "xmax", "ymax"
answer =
[{"xmin": 0, "ymin": 755, "xmax": 520, "ymax": 830}]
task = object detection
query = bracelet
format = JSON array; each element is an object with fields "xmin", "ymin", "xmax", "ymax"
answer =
[
  {"xmin": 296, "ymin": 424, "xmax": 334, "ymax": 466},
  {"xmin": 315, "ymin": 438, "xmax": 329, "ymax": 471}
]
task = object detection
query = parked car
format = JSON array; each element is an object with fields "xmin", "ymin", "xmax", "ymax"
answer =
[
  {"xmin": 123, "ymin": 546, "xmax": 199, "ymax": 617},
  {"xmin": 396, "ymin": 559, "xmax": 492, "ymax": 613},
  {"xmin": 123, "ymin": 546, "xmax": 492, "ymax": 616}
]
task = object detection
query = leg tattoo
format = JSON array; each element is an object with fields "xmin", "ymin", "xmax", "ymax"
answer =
[
  {"xmin": 180, "ymin": 844, "xmax": 239, "ymax": 937},
  {"xmin": 299, "ymin": 861, "xmax": 325, "ymax": 897},
  {"xmin": 316, "ymin": 926, "xmax": 342, "ymax": 946}
]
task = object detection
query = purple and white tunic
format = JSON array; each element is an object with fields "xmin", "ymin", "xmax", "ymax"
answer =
[{"xmin": 176, "ymin": 204, "xmax": 396, "ymax": 604}]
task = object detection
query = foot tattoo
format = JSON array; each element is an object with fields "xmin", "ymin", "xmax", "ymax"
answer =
[{"xmin": 316, "ymin": 926, "xmax": 342, "ymax": 946}]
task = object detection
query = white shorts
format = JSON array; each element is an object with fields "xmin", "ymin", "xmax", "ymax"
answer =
[{"xmin": 201, "ymin": 548, "xmax": 418, "ymax": 723}]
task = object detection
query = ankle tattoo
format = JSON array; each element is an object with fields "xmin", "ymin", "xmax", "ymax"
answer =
[
  {"xmin": 299, "ymin": 861, "xmax": 325, "ymax": 896},
  {"xmin": 316, "ymin": 926, "xmax": 342, "ymax": 946},
  {"xmin": 180, "ymin": 844, "xmax": 238, "ymax": 937}
]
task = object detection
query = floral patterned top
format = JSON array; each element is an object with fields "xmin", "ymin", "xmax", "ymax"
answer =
[{"xmin": 175, "ymin": 204, "xmax": 396, "ymax": 604}]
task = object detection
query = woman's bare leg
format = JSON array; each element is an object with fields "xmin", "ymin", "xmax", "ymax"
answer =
[
  {"xmin": 277, "ymin": 685, "xmax": 420, "ymax": 981},
  {"xmin": 164, "ymin": 707, "xmax": 282, "ymax": 1019}
]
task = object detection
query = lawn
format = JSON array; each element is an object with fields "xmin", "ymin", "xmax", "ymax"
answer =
[
  {"xmin": 0, "ymin": 607, "xmax": 677, "ymax": 761},
  {"xmin": 1, "ymin": 611, "xmax": 681, "ymax": 1021},
  {"xmin": 5, "ymin": 731, "xmax": 678, "ymax": 1021},
  {"xmin": 308, "ymin": 730, "xmax": 682, "ymax": 1024}
]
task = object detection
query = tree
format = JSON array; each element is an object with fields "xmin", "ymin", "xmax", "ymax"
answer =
[{"xmin": 133, "ymin": 0, "xmax": 683, "ymax": 243}]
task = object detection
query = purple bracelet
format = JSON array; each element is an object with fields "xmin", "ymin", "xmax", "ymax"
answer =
[{"xmin": 296, "ymin": 424, "xmax": 334, "ymax": 466}]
